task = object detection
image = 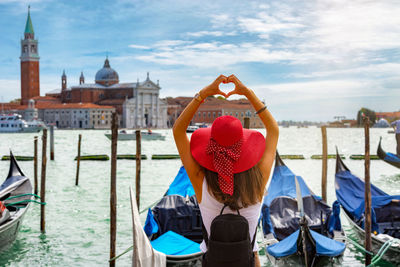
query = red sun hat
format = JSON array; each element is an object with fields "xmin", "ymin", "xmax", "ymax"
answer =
[{"xmin": 190, "ymin": 116, "xmax": 265, "ymax": 195}]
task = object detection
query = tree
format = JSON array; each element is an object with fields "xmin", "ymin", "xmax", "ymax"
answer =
[{"xmin": 357, "ymin": 107, "xmax": 376, "ymax": 126}]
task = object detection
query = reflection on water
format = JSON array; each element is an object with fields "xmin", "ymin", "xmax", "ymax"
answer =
[{"xmin": 0, "ymin": 128, "xmax": 398, "ymax": 266}]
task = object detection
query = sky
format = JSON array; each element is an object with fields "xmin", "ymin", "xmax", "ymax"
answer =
[{"xmin": 0, "ymin": 0, "xmax": 399, "ymax": 121}]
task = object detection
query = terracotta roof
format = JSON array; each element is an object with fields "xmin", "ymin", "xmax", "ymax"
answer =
[
  {"xmin": 1, "ymin": 102, "xmax": 114, "ymax": 110},
  {"xmin": 35, "ymin": 102, "xmax": 115, "ymax": 110},
  {"xmin": 31, "ymin": 96, "xmax": 59, "ymax": 101},
  {"xmin": 96, "ymin": 98, "xmax": 126, "ymax": 105},
  {"xmin": 376, "ymin": 112, "xmax": 400, "ymax": 118}
]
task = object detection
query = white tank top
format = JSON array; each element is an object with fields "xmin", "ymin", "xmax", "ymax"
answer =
[{"xmin": 198, "ymin": 178, "xmax": 261, "ymax": 252}]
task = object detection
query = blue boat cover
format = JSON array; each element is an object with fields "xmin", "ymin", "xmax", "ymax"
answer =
[
  {"xmin": 165, "ymin": 166, "xmax": 195, "ymax": 197},
  {"xmin": 267, "ymin": 229, "xmax": 299, "ymax": 258},
  {"xmin": 151, "ymin": 231, "xmax": 201, "ymax": 255},
  {"xmin": 267, "ymin": 229, "xmax": 346, "ymax": 258},
  {"xmin": 263, "ymin": 165, "xmax": 312, "ymax": 207},
  {"xmin": 310, "ymin": 230, "xmax": 346, "ymax": 257},
  {"xmin": 385, "ymin": 152, "xmax": 400, "ymax": 163},
  {"xmin": 336, "ymin": 169, "xmax": 400, "ymax": 232},
  {"xmin": 144, "ymin": 208, "xmax": 159, "ymax": 236}
]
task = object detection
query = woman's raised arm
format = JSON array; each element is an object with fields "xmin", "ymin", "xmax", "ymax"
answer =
[
  {"xmin": 173, "ymin": 75, "xmax": 227, "ymax": 200},
  {"xmin": 227, "ymin": 75, "xmax": 279, "ymax": 189}
]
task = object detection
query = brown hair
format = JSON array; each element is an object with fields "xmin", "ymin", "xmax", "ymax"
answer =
[{"xmin": 202, "ymin": 165, "xmax": 264, "ymax": 210}]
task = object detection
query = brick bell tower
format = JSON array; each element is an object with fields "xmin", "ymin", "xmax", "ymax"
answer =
[{"xmin": 20, "ymin": 6, "xmax": 40, "ymax": 105}]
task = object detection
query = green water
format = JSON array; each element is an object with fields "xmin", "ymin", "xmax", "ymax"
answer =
[{"xmin": 0, "ymin": 128, "xmax": 399, "ymax": 266}]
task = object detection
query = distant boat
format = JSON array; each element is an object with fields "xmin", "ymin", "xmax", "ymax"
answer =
[
  {"xmin": 105, "ymin": 130, "xmax": 165, "ymax": 141},
  {"xmin": 0, "ymin": 113, "xmax": 45, "ymax": 133},
  {"xmin": 377, "ymin": 137, "xmax": 400, "ymax": 168},
  {"xmin": 261, "ymin": 152, "xmax": 346, "ymax": 266},
  {"xmin": 335, "ymin": 150, "xmax": 400, "ymax": 263},
  {"xmin": 0, "ymin": 152, "xmax": 33, "ymax": 250},
  {"xmin": 186, "ymin": 125, "xmax": 199, "ymax": 133}
]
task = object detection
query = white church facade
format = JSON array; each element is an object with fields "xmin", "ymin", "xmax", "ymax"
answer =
[{"xmin": 122, "ymin": 74, "xmax": 168, "ymax": 128}]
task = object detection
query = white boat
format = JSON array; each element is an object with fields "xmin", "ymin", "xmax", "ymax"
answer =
[
  {"xmin": 0, "ymin": 114, "xmax": 45, "ymax": 133},
  {"xmin": 186, "ymin": 125, "xmax": 199, "ymax": 133},
  {"xmin": 105, "ymin": 130, "xmax": 166, "ymax": 141}
]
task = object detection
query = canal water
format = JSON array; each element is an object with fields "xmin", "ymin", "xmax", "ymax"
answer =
[{"xmin": 0, "ymin": 127, "xmax": 399, "ymax": 266}]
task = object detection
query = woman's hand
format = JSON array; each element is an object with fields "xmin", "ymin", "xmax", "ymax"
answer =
[
  {"xmin": 226, "ymin": 74, "xmax": 252, "ymax": 97},
  {"xmin": 199, "ymin": 75, "xmax": 228, "ymax": 98}
]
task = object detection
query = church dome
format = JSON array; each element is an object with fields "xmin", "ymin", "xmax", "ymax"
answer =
[{"xmin": 95, "ymin": 58, "xmax": 119, "ymax": 86}]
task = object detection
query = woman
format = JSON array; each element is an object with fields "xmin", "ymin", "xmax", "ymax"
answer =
[{"xmin": 173, "ymin": 74, "xmax": 279, "ymax": 266}]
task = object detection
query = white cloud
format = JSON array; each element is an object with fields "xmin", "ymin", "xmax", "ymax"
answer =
[
  {"xmin": 187, "ymin": 30, "xmax": 236, "ymax": 37},
  {"xmin": 128, "ymin": 44, "xmax": 150, "ymax": 50}
]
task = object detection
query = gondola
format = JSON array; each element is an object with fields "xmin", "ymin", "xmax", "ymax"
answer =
[
  {"xmin": 131, "ymin": 166, "xmax": 203, "ymax": 266},
  {"xmin": 261, "ymin": 152, "xmax": 346, "ymax": 267},
  {"xmin": 0, "ymin": 152, "xmax": 33, "ymax": 250},
  {"xmin": 335, "ymin": 149, "xmax": 400, "ymax": 263},
  {"xmin": 377, "ymin": 137, "xmax": 400, "ymax": 168}
]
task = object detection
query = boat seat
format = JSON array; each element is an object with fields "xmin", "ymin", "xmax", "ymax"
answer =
[
  {"xmin": 269, "ymin": 196, "xmax": 332, "ymax": 241},
  {"xmin": 151, "ymin": 195, "xmax": 203, "ymax": 243}
]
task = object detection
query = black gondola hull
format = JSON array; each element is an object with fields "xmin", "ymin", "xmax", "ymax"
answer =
[{"xmin": 377, "ymin": 138, "xmax": 400, "ymax": 168}]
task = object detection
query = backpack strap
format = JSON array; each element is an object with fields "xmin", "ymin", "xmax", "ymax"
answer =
[
  {"xmin": 202, "ymin": 221, "xmax": 209, "ymax": 247},
  {"xmin": 220, "ymin": 204, "xmax": 241, "ymax": 216},
  {"xmin": 251, "ymin": 226, "xmax": 257, "ymax": 250}
]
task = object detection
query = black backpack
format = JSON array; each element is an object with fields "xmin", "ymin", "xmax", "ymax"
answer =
[{"xmin": 202, "ymin": 205, "xmax": 257, "ymax": 267}]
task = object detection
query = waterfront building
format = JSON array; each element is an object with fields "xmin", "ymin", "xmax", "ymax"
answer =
[
  {"xmin": 2, "ymin": 101, "xmax": 115, "ymax": 129},
  {"xmin": 122, "ymin": 74, "xmax": 168, "ymax": 128},
  {"xmin": 46, "ymin": 60, "xmax": 167, "ymax": 128},
  {"xmin": 376, "ymin": 111, "xmax": 400, "ymax": 122},
  {"xmin": 41, "ymin": 103, "xmax": 115, "ymax": 129},
  {"xmin": 166, "ymin": 97, "xmax": 264, "ymax": 128}
]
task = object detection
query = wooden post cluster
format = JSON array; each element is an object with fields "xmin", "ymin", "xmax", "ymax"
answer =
[
  {"xmin": 364, "ymin": 117, "xmax": 372, "ymax": 266},
  {"xmin": 75, "ymin": 134, "xmax": 82, "ymax": 186},
  {"xmin": 135, "ymin": 130, "xmax": 141, "ymax": 209},
  {"xmin": 34, "ymin": 136, "xmax": 38, "ymax": 195},
  {"xmin": 50, "ymin": 125, "xmax": 55, "ymax": 160},
  {"xmin": 40, "ymin": 129, "xmax": 47, "ymax": 233},
  {"xmin": 321, "ymin": 126, "xmax": 328, "ymax": 203},
  {"xmin": 109, "ymin": 112, "xmax": 118, "ymax": 267}
]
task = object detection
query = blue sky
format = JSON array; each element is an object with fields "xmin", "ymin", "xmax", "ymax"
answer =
[{"xmin": 0, "ymin": 0, "xmax": 399, "ymax": 121}]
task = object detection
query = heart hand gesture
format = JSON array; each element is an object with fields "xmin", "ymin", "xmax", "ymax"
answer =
[
  {"xmin": 200, "ymin": 75, "xmax": 228, "ymax": 98},
  {"xmin": 226, "ymin": 75, "xmax": 251, "ymax": 98}
]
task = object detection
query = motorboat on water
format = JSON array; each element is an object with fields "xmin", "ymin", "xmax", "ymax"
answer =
[{"xmin": 0, "ymin": 114, "xmax": 45, "ymax": 133}]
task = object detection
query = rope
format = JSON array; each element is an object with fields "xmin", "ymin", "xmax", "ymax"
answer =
[
  {"xmin": 109, "ymin": 245, "xmax": 133, "ymax": 262},
  {"xmin": 139, "ymin": 197, "xmax": 162, "ymax": 214},
  {"xmin": 368, "ymin": 238, "xmax": 400, "ymax": 266},
  {"xmin": 346, "ymin": 236, "xmax": 374, "ymax": 255},
  {"xmin": 346, "ymin": 235, "xmax": 400, "ymax": 266},
  {"xmin": 5, "ymin": 193, "xmax": 41, "ymax": 200},
  {"xmin": 5, "ymin": 199, "xmax": 46, "ymax": 206}
]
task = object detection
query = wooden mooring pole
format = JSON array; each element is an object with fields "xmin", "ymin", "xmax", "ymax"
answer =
[
  {"xmin": 75, "ymin": 134, "xmax": 82, "ymax": 186},
  {"xmin": 321, "ymin": 126, "xmax": 328, "ymax": 203},
  {"xmin": 50, "ymin": 125, "xmax": 54, "ymax": 160},
  {"xmin": 109, "ymin": 112, "xmax": 118, "ymax": 267},
  {"xmin": 135, "ymin": 130, "xmax": 141, "ymax": 209},
  {"xmin": 364, "ymin": 117, "xmax": 372, "ymax": 266},
  {"xmin": 34, "ymin": 136, "xmax": 38, "ymax": 195},
  {"xmin": 40, "ymin": 129, "xmax": 47, "ymax": 233}
]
